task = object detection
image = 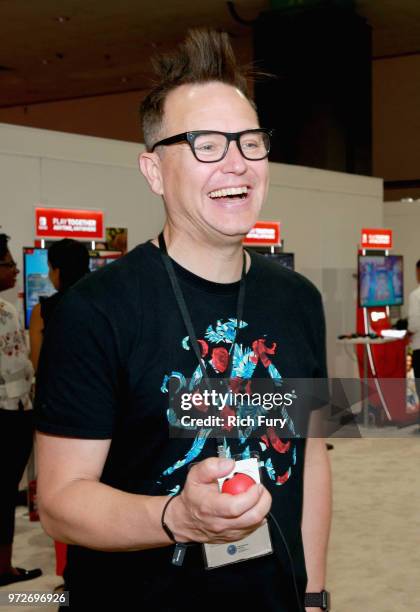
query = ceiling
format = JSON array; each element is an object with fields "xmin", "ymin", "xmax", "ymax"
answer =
[{"xmin": 1, "ymin": 0, "xmax": 420, "ymax": 108}]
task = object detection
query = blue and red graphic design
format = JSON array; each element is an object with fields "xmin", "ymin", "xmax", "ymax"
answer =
[{"xmin": 159, "ymin": 318, "xmax": 298, "ymax": 492}]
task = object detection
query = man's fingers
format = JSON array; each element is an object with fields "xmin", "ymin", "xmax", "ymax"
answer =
[
  {"xmin": 185, "ymin": 460, "xmax": 272, "ymax": 544},
  {"xmin": 225, "ymin": 488, "xmax": 272, "ymax": 530},
  {"xmin": 188, "ymin": 457, "xmax": 234, "ymax": 485},
  {"xmin": 210, "ymin": 526, "xmax": 258, "ymax": 544},
  {"xmin": 206, "ymin": 483, "xmax": 266, "ymax": 519}
]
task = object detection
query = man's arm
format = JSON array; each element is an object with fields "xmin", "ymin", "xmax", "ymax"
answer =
[
  {"xmin": 301, "ymin": 436, "xmax": 332, "ymax": 610},
  {"xmin": 36, "ymin": 433, "xmax": 272, "ymax": 551},
  {"xmin": 36, "ymin": 433, "xmax": 170, "ymax": 551}
]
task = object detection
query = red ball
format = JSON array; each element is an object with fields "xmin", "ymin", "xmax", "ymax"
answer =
[{"xmin": 221, "ymin": 472, "xmax": 256, "ymax": 495}]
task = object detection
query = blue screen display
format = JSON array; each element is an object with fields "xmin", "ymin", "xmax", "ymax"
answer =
[
  {"xmin": 359, "ymin": 255, "xmax": 403, "ymax": 308},
  {"xmin": 23, "ymin": 248, "xmax": 56, "ymax": 328}
]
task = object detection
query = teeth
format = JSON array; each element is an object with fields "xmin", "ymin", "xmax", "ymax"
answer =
[{"xmin": 208, "ymin": 186, "xmax": 248, "ymax": 198}]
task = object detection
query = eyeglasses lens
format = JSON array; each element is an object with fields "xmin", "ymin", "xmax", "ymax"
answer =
[
  {"xmin": 193, "ymin": 131, "xmax": 270, "ymax": 162},
  {"xmin": 239, "ymin": 131, "xmax": 270, "ymax": 160},
  {"xmin": 193, "ymin": 133, "xmax": 227, "ymax": 161}
]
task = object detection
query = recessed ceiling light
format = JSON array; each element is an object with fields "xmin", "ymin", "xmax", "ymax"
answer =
[{"xmin": 54, "ymin": 16, "xmax": 70, "ymax": 23}]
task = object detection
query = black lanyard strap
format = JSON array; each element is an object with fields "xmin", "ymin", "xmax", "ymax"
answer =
[{"xmin": 158, "ymin": 231, "xmax": 247, "ymax": 453}]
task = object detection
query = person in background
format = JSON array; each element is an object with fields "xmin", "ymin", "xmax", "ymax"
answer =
[
  {"xmin": 0, "ymin": 233, "xmax": 42, "ymax": 587},
  {"xmin": 29, "ymin": 239, "xmax": 90, "ymax": 372},
  {"xmin": 408, "ymin": 259, "xmax": 420, "ymax": 404},
  {"xmin": 406, "ymin": 353, "xmax": 419, "ymax": 413}
]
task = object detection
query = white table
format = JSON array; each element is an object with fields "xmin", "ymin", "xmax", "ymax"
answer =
[{"xmin": 337, "ymin": 337, "xmax": 399, "ymax": 426}]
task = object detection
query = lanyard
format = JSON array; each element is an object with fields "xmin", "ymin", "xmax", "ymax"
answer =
[{"xmin": 158, "ymin": 231, "xmax": 247, "ymax": 454}]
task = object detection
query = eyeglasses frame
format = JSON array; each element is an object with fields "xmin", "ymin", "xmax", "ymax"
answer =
[
  {"xmin": 0, "ymin": 260, "xmax": 17, "ymax": 269},
  {"xmin": 150, "ymin": 128, "xmax": 274, "ymax": 162}
]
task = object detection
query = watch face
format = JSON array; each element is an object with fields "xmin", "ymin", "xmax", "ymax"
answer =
[{"xmin": 321, "ymin": 590, "xmax": 331, "ymax": 610}]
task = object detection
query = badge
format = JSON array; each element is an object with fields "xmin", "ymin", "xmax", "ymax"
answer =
[{"xmin": 203, "ymin": 456, "xmax": 273, "ymax": 569}]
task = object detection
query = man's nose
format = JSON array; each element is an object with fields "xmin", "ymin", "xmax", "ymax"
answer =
[{"xmin": 221, "ymin": 140, "xmax": 247, "ymax": 173}]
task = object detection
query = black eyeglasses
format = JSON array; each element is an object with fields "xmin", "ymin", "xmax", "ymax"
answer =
[
  {"xmin": 151, "ymin": 129, "xmax": 273, "ymax": 162},
  {"xmin": 0, "ymin": 260, "xmax": 17, "ymax": 269}
]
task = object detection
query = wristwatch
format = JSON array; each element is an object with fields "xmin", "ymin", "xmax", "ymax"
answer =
[{"xmin": 304, "ymin": 590, "xmax": 330, "ymax": 610}]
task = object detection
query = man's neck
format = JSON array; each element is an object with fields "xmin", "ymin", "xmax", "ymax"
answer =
[{"xmin": 154, "ymin": 225, "xmax": 249, "ymax": 284}]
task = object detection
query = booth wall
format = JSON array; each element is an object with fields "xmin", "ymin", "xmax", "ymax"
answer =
[
  {"xmin": 0, "ymin": 123, "xmax": 383, "ymax": 376},
  {"xmin": 383, "ymin": 201, "xmax": 420, "ymax": 312}
]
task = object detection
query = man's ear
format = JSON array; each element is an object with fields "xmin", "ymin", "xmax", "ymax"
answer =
[{"xmin": 138, "ymin": 151, "xmax": 164, "ymax": 196}]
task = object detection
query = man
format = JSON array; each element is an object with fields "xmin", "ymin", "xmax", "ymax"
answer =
[
  {"xmin": 35, "ymin": 30, "xmax": 331, "ymax": 611},
  {"xmin": 0, "ymin": 234, "xmax": 42, "ymax": 586},
  {"xmin": 408, "ymin": 259, "xmax": 420, "ymax": 401}
]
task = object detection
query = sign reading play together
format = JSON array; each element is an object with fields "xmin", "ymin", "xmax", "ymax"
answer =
[
  {"xmin": 35, "ymin": 207, "xmax": 104, "ymax": 240},
  {"xmin": 243, "ymin": 221, "xmax": 281, "ymax": 246},
  {"xmin": 361, "ymin": 228, "xmax": 393, "ymax": 249}
]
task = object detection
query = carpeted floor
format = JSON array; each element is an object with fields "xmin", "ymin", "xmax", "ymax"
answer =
[
  {"xmin": 0, "ymin": 436, "xmax": 419, "ymax": 611},
  {"xmin": 327, "ymin": 436, "xmax": 420, "ymax": 611}
]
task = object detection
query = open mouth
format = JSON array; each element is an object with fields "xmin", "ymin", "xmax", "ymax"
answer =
[{"xmin": 207, "ymin": 185, "xmax": 249, "ymax": 203}]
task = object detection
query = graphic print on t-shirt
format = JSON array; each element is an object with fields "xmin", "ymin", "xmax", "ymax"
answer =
[{"xmin": 159, "ymin": 317, "xmax": 298, "ymax": 494}]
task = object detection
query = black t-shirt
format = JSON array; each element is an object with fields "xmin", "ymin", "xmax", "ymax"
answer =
[
  {"xmin": 40, "ymin": 291, "xmax": 64, "ymax": 330},
  {"xmin": 35, "ymin": 241, "xmax": 327, "ymax": 611}
]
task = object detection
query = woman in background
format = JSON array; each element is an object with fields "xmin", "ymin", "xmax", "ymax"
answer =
[
  {"xmin": 0, "ymin": 233, "xmax": 41, "ymax": 586},
  {"xmin": 29, "ymin": 239, "xmax": 90, "ymax": 372}
]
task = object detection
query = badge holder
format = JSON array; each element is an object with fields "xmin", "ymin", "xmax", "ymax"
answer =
[{"xmin": 203, "ymin": 452, "xmax": 273, "ymax": 570}]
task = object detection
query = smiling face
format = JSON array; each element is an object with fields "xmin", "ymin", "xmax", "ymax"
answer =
[
  {"xmin": 0, "ymin": 250, "xmax": 19, "ymax": 292},
  {"xmin": 140, "ymin": 81, "xmax": 269, "ymax": 244}
]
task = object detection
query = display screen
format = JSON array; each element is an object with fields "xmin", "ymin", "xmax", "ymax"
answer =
[
  {"xmin": 23, "ymin": 248, "xmax": 122, "ymax": 328},
  {"xmin": 23, "ymin": 248, "xmax": 55, "ymax": 329},
  {"xmin": 262, "ymin": 252, "xmax": 295, "ymax": 271},
  {"xmin": 89, "ymin": 253, "xmax": 121, "ymax": 272},
  {"xmin": 358, "ymin": 255, "xmax": 403, "ymax": 307}
]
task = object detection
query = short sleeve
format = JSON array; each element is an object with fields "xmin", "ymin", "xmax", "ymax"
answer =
[
  {"xmin": 299, "ymin": 284, "xmax": 329, "ymax": 416},
  {"xmin": 312, "ymin": 297, "xmax": 330, "ymax": 414},
  {"xmin": 295, "ymin": 278, "xmax": 328, "ymax": 379},
  {"xmin": 34, "ymin": 289, "xmax": 121, "ymax": 438},
  {"xmin": 0, "ymin": 301, "xmax": 33, "ymax": 408}
]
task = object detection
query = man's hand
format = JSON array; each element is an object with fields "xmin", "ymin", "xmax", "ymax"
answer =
[{"xmin": 164, "ymin": 457, "xmax": 272, "ymax": 544}]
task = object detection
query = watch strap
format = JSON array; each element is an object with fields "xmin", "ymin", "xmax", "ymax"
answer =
[{"xmin": 161, "ymin": 494, "xmax": 179, "ymax": 543}]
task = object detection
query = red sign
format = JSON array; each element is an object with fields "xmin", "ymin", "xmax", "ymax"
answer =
[
  {"xmin": 35, "ymin": 207, "xmax": 104, "ymax": 240},
  {"xmin": 361, "ymin": 228, "xmax": 393, "ymax": 249},
  {"xmin": 243, "ymin": 221, "xmax": 281, "ymax": 246}
]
